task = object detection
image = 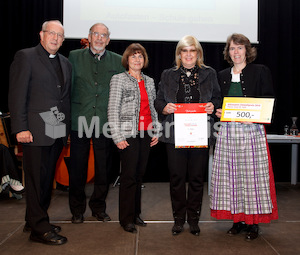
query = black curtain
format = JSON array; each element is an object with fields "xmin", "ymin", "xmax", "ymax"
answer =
[{"xmin": 2, "ymin": 0, "xmax": 300, "ymax": 181}]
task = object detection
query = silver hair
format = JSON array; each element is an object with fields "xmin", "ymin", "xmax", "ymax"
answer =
[
  {"xmin": 41, "ymin": 20, "xmax": 63, "ymax": 31},
  {"xmin": 89, "ymin": 23, "xmax": 111, "ymax": 37}
]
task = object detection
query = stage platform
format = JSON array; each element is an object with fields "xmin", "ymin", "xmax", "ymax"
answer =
[{"xmin": 0, "ymin": 182, "xmax": 300, "ymax": 255}]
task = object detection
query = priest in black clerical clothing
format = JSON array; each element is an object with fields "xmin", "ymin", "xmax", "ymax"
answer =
[{"xmin": 8, "ymin": 20, "xmax": 72, "ymax": 245}]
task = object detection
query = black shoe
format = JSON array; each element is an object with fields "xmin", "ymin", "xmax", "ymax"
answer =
[
  {"xmin": 23, "ymin": 223, "xmax": 61, "ymax": 233},
  {"xmin": 245, "ymin": 224, "xmax": 259, "ymax": 241},
  {"xmin": 135, "ymin": 216, "xmax": 147, "ymax": 227},
  {"xmin": 123, "ymin": 223, "xmax": 137, "ymax": 233},
  {"xmin": 227, "ymin": 222, "xmax": 248, "ymax": 236},
  {"xmin": 189, "ymin": 224, "xmax": 200, "ymax": 236},
  {"xmin": 30, "ymin": 231, "xmax": 67, "ymax": 245},
  {"xmin": 172, "ymin": 222, "xmax": 184, "ymax": 235},
  {"xmin": 71, "ymin": 214, "xmax": 84, "ymax": 224},
  {"xmin": 92, "ymin": 212, "xmax": 111, "ymax": 222}
]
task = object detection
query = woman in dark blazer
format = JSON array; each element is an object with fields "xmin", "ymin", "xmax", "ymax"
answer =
[
  {"xmin": 210, "ymin": 33, "xmax": 278, "ymax": 241},
  {"xmin": 155, "ymin": 35, "xmax": 221, "ymax": 236}
]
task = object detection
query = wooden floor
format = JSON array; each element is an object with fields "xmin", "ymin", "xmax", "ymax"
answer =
[{"xmin": 0, "ymin": 182, "xmax": 300, "ymax": 255}]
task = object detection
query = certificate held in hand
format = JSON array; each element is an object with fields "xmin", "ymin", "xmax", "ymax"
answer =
[
  {"xmin": 221, "ymin": 97, "xmax": 275, "ymax": 123},
  {"xmin": 174, "ymin": 103, "xmax": 208, "ymax": 148}
]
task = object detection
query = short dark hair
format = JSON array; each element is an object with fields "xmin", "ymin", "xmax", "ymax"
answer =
[
  {"xmin": 121, "ymin": 43, "xmax": 149, "ymax": 70},
  {"xmin": 223, "ymin": 33, "xmax": 257, "ymax": 65}
]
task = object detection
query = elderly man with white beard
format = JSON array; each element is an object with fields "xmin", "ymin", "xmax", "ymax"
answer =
[{"xmin": 68, "ymin": 23, "xmax": 125, "ymax": 224}]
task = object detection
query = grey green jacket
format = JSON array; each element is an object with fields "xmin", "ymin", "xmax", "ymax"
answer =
[
  {"xmin": 69, "ymin": 49, "xmax": 125, "ymax": 134},
  {"xmin": 108, "ymin": 72, "xmax": 158, "ymax": 145}
]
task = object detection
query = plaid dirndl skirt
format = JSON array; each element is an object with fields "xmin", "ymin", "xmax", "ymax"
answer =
[{"xmin": 210, "ymin": 122, "xmax": 278, "ymax": 224}]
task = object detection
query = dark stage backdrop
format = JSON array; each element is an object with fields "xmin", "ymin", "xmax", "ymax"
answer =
[{"xmin": 1, "ymin": 0, "xmax": 300, "ymax": 182}]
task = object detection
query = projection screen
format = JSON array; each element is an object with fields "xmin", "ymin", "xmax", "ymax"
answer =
[{"xmin": 63, "ymin": 0, "xmax": 258, "ymax": 43}]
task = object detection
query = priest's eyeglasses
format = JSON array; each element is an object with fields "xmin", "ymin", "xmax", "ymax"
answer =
[{"xmin": 43, "ymin": 30, "xmax": 64, "ymax": 40}]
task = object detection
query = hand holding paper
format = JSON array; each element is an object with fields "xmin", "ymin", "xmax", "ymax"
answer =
[
  {"xmin": 162, "ymin": 103, "xmax": 177, "ymax": 115},
  {"xmin": 174, "ymin": 103, "xmax": 208, "ymax": 148}
]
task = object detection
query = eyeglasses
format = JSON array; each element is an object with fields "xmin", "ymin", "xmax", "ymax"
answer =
[
  {"xmin": 181, "ymin": 49, "xmax": 197, "ymax": 54},
  {"xmin": 43, "ymin": 30, "xmax": 64, "ymax": 39},
  {"xmin": 90, "ymin": 32, "xmax": 109, "ymax": 38}
]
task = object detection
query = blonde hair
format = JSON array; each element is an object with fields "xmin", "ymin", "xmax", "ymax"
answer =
[{"xmin": 175, "ymin": 35, "xmax": 206, "ymax": 69}]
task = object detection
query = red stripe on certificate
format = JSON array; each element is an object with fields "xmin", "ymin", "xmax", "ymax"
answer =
[{"xmin": 175, "ymin": 103, "xmax": 207, "ymax": 114}]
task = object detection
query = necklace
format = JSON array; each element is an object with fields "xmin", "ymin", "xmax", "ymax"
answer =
[
  {"xmin": 181, "ymin": 65, "xmax": 197, "ymax": 77},
  {"xmin": 233, "ymin": 62, "xmax": 246, "ymax": 74},
  {"xmin": 128, "ymin": 71, "xmax": 143, "ymax": 81},
  {"xmin": 179, "ymin": 65, "xmax": 199, "ymax": 103},
  {"xmin": 233, "ymin": 66, "xmax": 242, "ymax": 74}
]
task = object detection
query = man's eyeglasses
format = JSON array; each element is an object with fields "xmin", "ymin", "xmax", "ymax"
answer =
[
  {"xmin": 90, "ymin": 32, "xmax": 109, "ymax": 38},
  {"xmin": 43, "ymin": 30, "xmax": 64, "ymax": 40}
]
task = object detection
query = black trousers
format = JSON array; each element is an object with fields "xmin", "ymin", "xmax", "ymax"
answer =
[
  {"xmin": 69, "ymin": 131, "xmax": 111, "ymax": 215},
  {"xmin": 23, "ymin": 138, "xmax": 63, "ymax": 235},
  {"xmin": 166, "ymin": 143, "xmax": 208, "ymax": 224},
  {"xmin": 119, "ymin": 134, "xmax": 152, "ymax": 226}
]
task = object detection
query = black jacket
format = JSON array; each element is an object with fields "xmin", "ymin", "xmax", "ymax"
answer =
[
  {"xmin": 218, "ymin": 63, "xmax": 275, "ymax": 98},
  {"xmin": 9, "ymin": 44, "xmax": 72, "ymax": 146},
  {"xmin": 154, "ymin": 66, "xmax": 221, "ymax": 144}
]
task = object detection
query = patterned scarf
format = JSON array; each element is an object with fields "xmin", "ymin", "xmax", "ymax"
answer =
[{"xmin": 179, "ymin": 65, "xmax": 199, "ymax": 103}]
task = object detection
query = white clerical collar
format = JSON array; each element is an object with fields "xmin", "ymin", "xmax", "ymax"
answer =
[{"xmin": 49, "ymin": 54, "xmax": 56, "ymax": 59}]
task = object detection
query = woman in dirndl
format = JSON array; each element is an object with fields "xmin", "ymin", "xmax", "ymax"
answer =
[{"xmin": 210, "ymin": 33, "xmax": 278, "ymax": 241}]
